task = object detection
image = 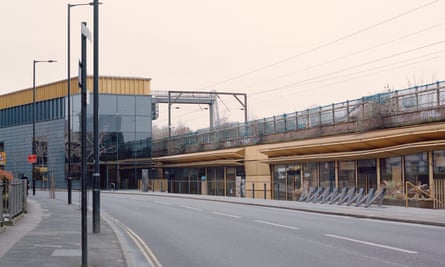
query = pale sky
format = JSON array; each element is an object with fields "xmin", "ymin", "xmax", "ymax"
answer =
[{"xmin": 2, "ymin": 0, "xmax": 445, "ymax": 130}]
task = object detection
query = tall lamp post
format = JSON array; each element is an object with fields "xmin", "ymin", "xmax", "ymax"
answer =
[
  {"xmin": 67, "ymin": 2, "xmax": 95, "ymax": 205},
  {"xmin": 32, "ymin": 59, "xmax": 57, "ymax": 196}
]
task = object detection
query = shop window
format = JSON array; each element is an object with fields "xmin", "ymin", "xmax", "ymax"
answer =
[
  {"xmin": 405, "ymin": 153, "xmax": 428, "ymax": 186},
  {"xmin": 303, "ymin": 162, "xmax": 318, "ymax": 187},
  {"xmin": 433, "ymin": 150, "xmax": 445, "ymax": 179},
  {"xmin": 319, "ymin": 161, "xmax": 335, "ymax": 188},
  {"xmin": 338, "ymin": 160, "xmax": 355, "ymax": 188}
]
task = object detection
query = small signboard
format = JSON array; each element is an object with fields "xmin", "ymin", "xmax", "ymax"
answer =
[
  {"xmin": 0, "ymin": 152, "xmax": 6, "ymax": 165},
  {"xmin": 27, "ymin": 154, "xmax": 37, "ymax": 164}
]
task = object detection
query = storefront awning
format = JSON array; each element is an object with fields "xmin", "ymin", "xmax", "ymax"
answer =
[
  {"xmin": 153, "ymin": 147, "xmax": 245, "ymax": 167},
  {"xmin": 261, "ymin": 140, "xmax": 445, "ymax": 164},
  {"xmin": 259, "ymin": 123, "xmax": 445, "ymax": 158}
]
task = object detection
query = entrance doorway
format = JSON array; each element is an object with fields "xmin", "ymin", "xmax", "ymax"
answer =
[{"xmin": 357, "ymin": 159, "xmax": 377, "ymax": 193}]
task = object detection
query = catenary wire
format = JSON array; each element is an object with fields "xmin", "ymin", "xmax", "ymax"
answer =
[
  {"xmin": 237, "ymin": 22, "xmax": 445, "ymax": 90},
  {"xmin": 198, "ymin": 0, "xmax": 442, "ymax": 90}
]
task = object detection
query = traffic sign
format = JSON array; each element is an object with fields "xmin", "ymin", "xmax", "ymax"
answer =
[{"xmin": 27, "ymin": 154, "xmax": 37, "ymax": 164}]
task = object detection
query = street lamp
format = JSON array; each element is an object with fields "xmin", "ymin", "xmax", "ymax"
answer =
[
  {"xmin": 67, "ymin": 2, "xmax": 93, "ymax": 205},
  {"xmin": 67, "ymin": 2, "xmax": 100, "ymax": 205},
  {"xmin": 32, "ymin": 59, "xmax": 57, "ymax": 196}
]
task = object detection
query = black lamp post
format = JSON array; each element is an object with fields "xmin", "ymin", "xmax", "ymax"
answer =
[
  {"xmin": 67, "ymin": 2, "xmax": 95, "ymax": 205},
  {"xmin": 32, "ymin": 59, "xmax": 57, "ymax": 196}
]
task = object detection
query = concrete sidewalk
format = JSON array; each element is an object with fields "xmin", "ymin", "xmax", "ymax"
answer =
[{"xmin": 0, "ymin": 191, "xmax": 127, "ymax": 267}]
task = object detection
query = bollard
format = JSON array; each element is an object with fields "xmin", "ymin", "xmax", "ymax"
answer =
[
  {"xmin": 252, "ymin": 183, "xmax": 255, "ymax": 199},
  {"xmin": 32, "ymin": 179, "xmax": 36, "ymax": 196},
  {"xmin": 264, "ymin": 183, "xmax": 267, "ymax": 199}
]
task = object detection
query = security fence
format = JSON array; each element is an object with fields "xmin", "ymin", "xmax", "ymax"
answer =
[{"xmin": 153, "ymin": 81, "xmax": 445, "ymax": 156}]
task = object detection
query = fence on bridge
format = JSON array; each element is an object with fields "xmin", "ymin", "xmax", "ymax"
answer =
[{"xmin": 153, "ymin": 81, "xmax": 445, "ymax": 156}]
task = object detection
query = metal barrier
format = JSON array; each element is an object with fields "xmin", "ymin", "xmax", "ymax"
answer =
[
  {"xmin": 4, "ymin": 180, "xmax": 27, "ymax": 221},
  {"xmin": 405, "ymin": 181, "xmax": 444, "ymax": 208},
  {"xmin": 0, "ymin": 181, "xmax": 3, "ymax": 225}
]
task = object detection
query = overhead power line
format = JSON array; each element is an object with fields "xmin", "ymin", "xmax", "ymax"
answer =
[
  {"xmin": 238, "ymin": 22, "xmax": 445, "ymax": 90},
  {"xmin": 252, "ymin": 39, "xmax": 445, "ymax": 96},
  {"xmin": 199, "ymin": 0, "xmax": 441, "ymax": 89}
]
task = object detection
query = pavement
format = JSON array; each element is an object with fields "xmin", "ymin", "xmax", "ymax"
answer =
[
  {"xmin": 0, "ymin": 191, "xmax": 127, "ymax": 267},
  {"xmin": 0, "ymin": 190, "xmax": 444, "ymax": 267}
]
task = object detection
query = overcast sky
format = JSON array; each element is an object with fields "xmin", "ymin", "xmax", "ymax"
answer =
[{"xmin": 2, "ymin": 0, "xmax": 445, "ymax": 130}]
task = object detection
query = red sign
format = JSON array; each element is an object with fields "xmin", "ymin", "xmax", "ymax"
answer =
[{"xmin": 27, "ymin": 154, "xmax": 37, "ymax": 164}]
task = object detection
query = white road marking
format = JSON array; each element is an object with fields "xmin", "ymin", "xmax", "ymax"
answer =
[
  {"xmin": 325, "ymin": 234, "xmax": 418, "ymax": 254},
  {"xmin": 34, "ymin": 244, "xmax": 62, "ymax": 248},
  {"xmin": 154, "ymin": 201, "xmax": 170, "ymax": 205},
  {"xmin": 212, "ymin": 211, "xmax": 241, "ymax": 219},
  {"xmin": 179, "ymin": 205, "xmax": 202, "ymax": 211},
  {"xmin": 254, "ymin": 220, "xmax": 299, "ymax": 230}
]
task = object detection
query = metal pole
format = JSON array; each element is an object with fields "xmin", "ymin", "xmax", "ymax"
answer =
[
  {"xmin": 264, "ymin": 183, "xmax": 266, "ymax": 199},
  {"xmin": 92, "ymin": 0, "xmax": 101, "ymax": 234},
  {"xmin": 67, "ymin": 3, "xmax": 72, "ymax": 205},
  {"xmin": 32, "ymin": 60, "xmax": 56, "ymax": 195},
  {"xmin": 67, "ymin": 1, "xmax": 95, "ymax": 206},
  {"xmin": 32, "ymin": 60, "xmax": 36, "ymax": 196},
  {"xmin": 168, "ymin": 92, "xmax": 172, "ymax": 137},
  {"xmin": 252, "ymin": 183, "xmax": 255, "ymax": 199},
  {"xmin": 80, "ymin": 21, "xmax": 88, "ymax": 267}
]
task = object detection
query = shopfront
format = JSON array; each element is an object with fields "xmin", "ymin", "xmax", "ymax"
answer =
[{"xmin": 261, "ymin": 123, "xmax": 445, "ymax": 208}]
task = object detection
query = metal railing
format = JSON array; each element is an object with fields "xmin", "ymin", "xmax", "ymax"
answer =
[
  {"xmin": 0, "ymin": 182, "xmax": 3, "ymax": 225},
  {"xmin": 405, "ymin": 181, "xmax": 444, "ymax": 208},
  {"xmin": 1, "ymin": 180, "xmax": 27, "ymax": 224},
  {"xmin": 153, "ymin": 81, "xmax": 445, "ymax": 156}
]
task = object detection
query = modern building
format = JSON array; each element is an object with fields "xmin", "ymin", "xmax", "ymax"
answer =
[
  {"xmin": 0, "ymin": 76, "xmax": 152, "ymax": 190},
  {"xmin": 2, "ymin": 77, "xmax": 445, "ymax": 208}
]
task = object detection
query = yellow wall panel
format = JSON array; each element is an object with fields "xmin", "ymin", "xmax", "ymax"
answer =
[{"xmin": 1, "ymin": 76, "xmax": 151, "ymax": 109}]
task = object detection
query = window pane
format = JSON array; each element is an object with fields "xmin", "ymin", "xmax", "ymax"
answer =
[
  {"xmin": 303, "ymin": 162, "xmax": 318, "ymax": 187},
  {"xmin": 319, "ymin": 161, "xmax": 335, "ymax": 188},
  {"xmin": 117, "ymin": 96, "xmax": 135, "ymax": 115},
  {"xmin": 338, "ymin": 160, "xmax": 356, "ymax": 188},
  {"xmin": 433, "ymin": 150, "xmax": 445, "ymax": 179},
  {"xmin": 405, "ymin": 153, "xmax": 428, "ymax": 185}
]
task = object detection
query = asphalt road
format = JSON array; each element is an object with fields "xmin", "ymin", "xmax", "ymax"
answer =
[{"xmin": 101, "ymin": 193, "xmax": 445, "ymax": 267}]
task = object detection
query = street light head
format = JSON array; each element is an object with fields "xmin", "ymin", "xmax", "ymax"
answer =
[{"xmin": 34, "ymin": 59, "xmax": 57, "ymax": 64}]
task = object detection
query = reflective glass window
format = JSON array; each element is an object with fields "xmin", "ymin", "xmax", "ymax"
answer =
[
  {"xmin": 303, "ymin": 162, "xmax": 318, "ymax": 187},
  {"xmin": 405, "ymin": 153, "xmax": 429, "ymax": 186},
  {"xmin": 118, "ymin": 96, "xmax": 135, "ymax": 115},
  {"xmin": 338, "ymin": 160, "xmax": 355, "ymax": 188},
  {"xmin": 433, "ymin": 150, "xmax": 445, "ymax": 179},
  {"xmin": 100, "ymin": 95, "xmax": 117, "ymax": 114},
  {"xmin": 319, "ymin": 161, "xmax": 335, "ymax": 188},
  {"xmin": 380, "ymin": 157, "xmax": 402, "ymax": 187},
  {"xmin": 135, "ymin": 96, "xmax": 151, "ymax": 116}
]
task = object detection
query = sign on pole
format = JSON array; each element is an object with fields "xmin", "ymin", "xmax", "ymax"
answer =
[{"xmin": 27, "ymin": 154, "xmax": 37, "ymax": 164}]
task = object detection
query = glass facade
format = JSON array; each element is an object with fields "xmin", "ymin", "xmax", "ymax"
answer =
[
  {"xmin": 405, "ymin": 153, "xmax": 429, "ymax": 186},
  {"xmin": 338, "ymin": 160, "xmax": 355, "ymax": 188},
  {"xmin": 272, "ymin": 164, "xmax": 301, "ymax": 200},
  {"xmin": 303, "ymin": 162, "xmax": 318, "ymax": 187},
  {"xmin": 162, "ymin": 166, "xmax": 244, "ymax": 196},
  {"xmin": 270, "ymin": 153, "xmax": 441, "ymax": 202},
  {"xmin": 433, "ymin": 151, "xmax": 445, "ymax": 179},
  {"xmin": 319, "ymin": 161, "xmax": 335, "ymax": 188},
  {"xmin": 67, "ymin": 93, "xmax": 152, "ymax": 189},
  {"xmin": 0, "ymin": 98, "xmax": 64, "ymax": 128}
]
